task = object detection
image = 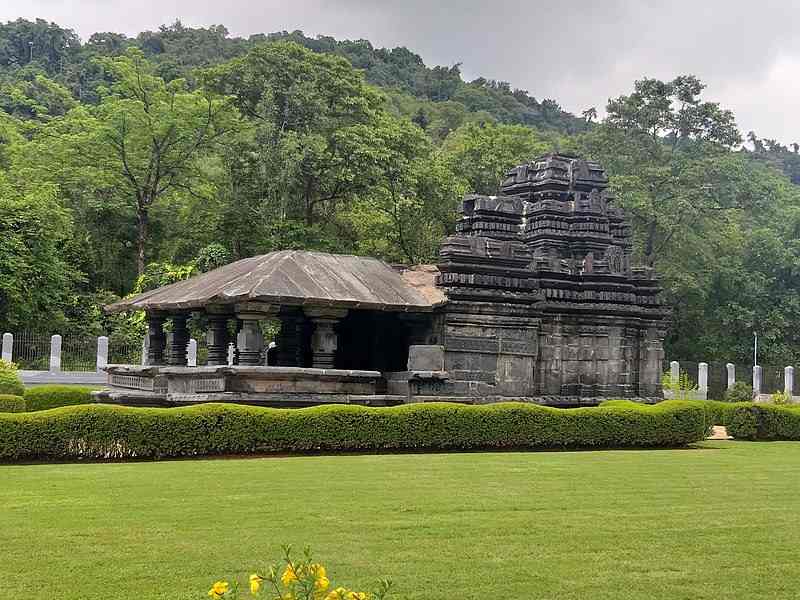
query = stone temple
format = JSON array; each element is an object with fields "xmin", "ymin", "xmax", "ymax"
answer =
[{"xmin": 100, "ymin": 153, "xmax": 668, "ymax": 407}]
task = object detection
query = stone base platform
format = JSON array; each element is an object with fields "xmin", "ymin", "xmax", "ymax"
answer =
[{"xmin": 94, "ymin": 365, "xmax": 662, "ymax": 409}]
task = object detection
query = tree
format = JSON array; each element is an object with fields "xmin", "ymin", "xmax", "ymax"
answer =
[
  {"xmin": 581, "ymin": 75, "xmax": 745, "ymax": 266},
  {"xmin": 203, "ymin": 41, "xmax": 385, "ymax": 228},
  {"xmin": 60, "ymin": 48, "xmax": 238, "ymax": 274},
  {"xmin": 441, "ymin": 122, "xmax": 551, "ymax": 194},
  {"xmin": 0, "ymin": 174, "xmax": 76, "ymax": 331},
  {"xmin": 340, "ymin": 115, "xmax": 464, "ymax": 263}
]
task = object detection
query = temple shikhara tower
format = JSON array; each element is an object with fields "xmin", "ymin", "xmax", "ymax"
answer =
[
  {"xmin": 435, "ymin": 153, "xmax": 668, "ymax": 401},
  {"xmin": 101, "ymin": 153, "xmax": 668, "ymax": 407}
]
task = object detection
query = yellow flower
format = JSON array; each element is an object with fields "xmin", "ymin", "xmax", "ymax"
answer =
[
  {"xmin": 315, "ymin": 576, "xmax": 330, "ymax": 592},
  {"xmin": 311, "ymin": 564, "xmax": 327, "ymax": 580},
  {"xmin": 208, "ymin": 580, "xmax": 229, "ymax": 599},
  {"xmin": 250, "ymin": 573, "xmax": 263, "ymax": 595},
  {"xmin": 346, "ymin": 592, "xmax": 368, "ymax": 600},
  {"xmin": 281, "ymin": 564, "xmax": 298, "ymax": 586},
  {"xmin": 325, "ymin": 587, "xmax": 348, "ymax": 600}
]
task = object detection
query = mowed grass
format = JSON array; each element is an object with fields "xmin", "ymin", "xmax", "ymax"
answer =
[{"xmin": 2, "ymin": 442, "xmax": 799, "ymax": 599}]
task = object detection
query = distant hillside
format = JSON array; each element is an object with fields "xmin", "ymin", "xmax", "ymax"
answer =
[{"xmin": 0, "ymin": 18, "xmax": 589, "ymax": 136}]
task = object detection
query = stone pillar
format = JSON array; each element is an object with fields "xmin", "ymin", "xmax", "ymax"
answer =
[
  {"xmin": 698, "ymin": 362, "xmax": 708, "ymax": 399},
  {"xmin": 670, "ymin": 360, "xmax": 680, "ymax": 386},
  {"xmin": 96, "ymin": 336, "xmax": 109, "ymax": 372},
  {"xmin": 726, "ymin": 363, "xmax": 735, "ymax": 389},
  {"xmin": 146, "ymin": 313, "xmax": 167, "ymax": 366},
  {"xmin": 206, "ymin": 313, "xmax": 231, "ymax": 366},
  {"xmin": 227, "ymin": 343, "xmax": 235, "ymax": 366},
  {"xmin": 235, "ymin": 302, "xmax": 278, "ymax": 366},
  {"xmin": 49, "ymin": 334, "xmax": 62, "ymax": 372},
  {"xmin": 785, "ymin": 366, "xmax": 794, "ymax": 396},
  {"xmin": 276, "ymin": 307, "xmax": 304, "ymax": 367},
  {"xmin": 167, "ymin": 313, "xmax": 190, "ymax": 366},
  {"xmin": 1, "ymin": 333, "xmax": 12, "ymax": 362},
  {"xmin": 753, "ymin": 365, "xmax": 762, "ymax": 402},
  {"xmin": 305, "ymin": 308, "xmax": 348, "ymax": 369},
  {"xmin": 187, "ymin": 338, "xmax": 198, "ymax": 367}
]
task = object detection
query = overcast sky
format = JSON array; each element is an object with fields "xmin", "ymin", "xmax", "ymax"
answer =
[{"xmin": 1, "ymin": 1, "xmax": 796, "ymax": 141}]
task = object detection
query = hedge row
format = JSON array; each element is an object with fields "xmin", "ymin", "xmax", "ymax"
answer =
[
  {"xmin": 601, "ymin": 399, "xmax": 749, "ymax": 429},
  {"xmin": 23, "ymin": 385, "xmax": 95, "ymax": 412},
  {"xmin": 0, "ymin": 400, "xmax": 708, "ymax": 461},
  {"xmin": 0, "ymin": 395, "xmax": 24, "ymax": 413},
  {"xmin": 728, "ymin": 404, "xmax": 800, "ymax": 440}
]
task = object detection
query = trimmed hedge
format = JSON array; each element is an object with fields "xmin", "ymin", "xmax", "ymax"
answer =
[
  {"xmin": 601, "ymin": 399, "xmax": 748, "ymax": 429},
  {"xmin": 728, "ymin": 404, "xmax": 800, "ymax": 440},
  {"xmin": 0, "ymin": 394, "xmax": 24, "ymax": 413},
  {"xmin": 23, "ymin": 385, "xmax": 95, "ymax": 412},
  {"xmin": 0, "ymin": 400, "xmax": 707, "ymax": 461}
]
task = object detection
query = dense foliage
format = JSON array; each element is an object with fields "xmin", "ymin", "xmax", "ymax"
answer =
[
  {"xmin": 0, "ymin": 394, "xmax": 24, "ymax": 413},
  {"xmin": 727, "ymin": 403, "xmax": 800, "ymax": 440},
  {"xmin": 23, "ymin": 385, "xmax": 95, "ymax": 411},
  {"xmin": 0, "ymin": 400, "xmax": 707, "ymax": 460},
  {"xmin": 2, "ymin": 18, "xmax": 800, "ymax": 364},
  {"xmin": 0, "ymin": 360, "xmax": 24, "ymax": 396}
]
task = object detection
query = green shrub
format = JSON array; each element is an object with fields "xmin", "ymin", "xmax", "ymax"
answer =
[
  {"xmin": 728, "ymin": 404, "xmax": 800, "ymax": 440},
  {"xmin": 0, "ymin": 400, "xmax": 708, "ymax": 461},
  {"xmin": 0, "ymin": 360, "xmax": 24, "ymax": 397},
  {"xmin": 23, "ymin": 385, "xmax": 95, "ymax": 412},
  {"xmin": 0, "ymin": 394, "xmax": 24, "ymax": 413},
  {"xmin": 600, "ymin": 398, "xmax": 750, "ymax": 429},
  {"xmin": 724, "ymin": 382, "xmax": 753, "ymax": 403}
]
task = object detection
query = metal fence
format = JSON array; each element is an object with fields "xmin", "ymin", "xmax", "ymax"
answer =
[
  {"xmin": 109, "ymin": 337, "xmax": 143, "ymax": 366},
  {"xmin": 11, "ymin": 331, "xmax": 51, "ymax": 371}
]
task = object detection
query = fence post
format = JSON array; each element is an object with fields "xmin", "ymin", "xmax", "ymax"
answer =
[
  {"xmin": 785, "ymin": 366, "xmax": 794, "ymax": 397},
  {"xmin": 670, "ymin": 360, "xmax": 680, "ymax": 385},
  {"xmin": 141, "ymin": 337, "xmax": 148, "ymax": 366},
  {"xmin": 1, "ymin": 333, "xmax": 11, "ymax": 362},
  {"xmin": 96, "ymin": 336, "xmax": 109, "ymax": 372},
  {"xmin": 753, "ymin": 365, "xmax": 762, "ymax": 402},
  {"xmin": 187, "ymin": 338, "xmax": 198, "ymax": 367},
  {"xmin": 726, "ymin": 363, "xmax": 735, "ymax": 389},
  {"xmin": 698, "ymin": 362, "xmax": 708, "ymax": 399},
  {"xmin": 49, "ymin": 334, "xmax": 62, "ymax": 372}
]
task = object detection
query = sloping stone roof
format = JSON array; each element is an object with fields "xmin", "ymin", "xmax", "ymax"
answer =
[{"xmin": 106, "ymin": 250, "xmax": 446, "ymax": 314}]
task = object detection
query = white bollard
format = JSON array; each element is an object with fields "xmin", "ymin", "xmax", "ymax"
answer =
[
  {"xmin": 785, "ymin": 366, "xmax": 794, "ymax": 397},
  {"xmin": 49, "ymin": 334, "xmax": 62, "ymax": 372},
  {"xmin": 96, "ymin": 336, "xmax": 109, "ymax": 372},
  {"xmin": 726, "ymin": 363, "xmax": 735, "ymax": 389},
  {"xmin": 187, "ymin": 338, "xmax": 198, "ymax": 367},
  {"xmin": 670, "ymin": 360, "xmax": 680, "ymax": 385},
  {"xmin": 753, "ymin": 365, "xmax": 762, "ymax": 402},
  {"xmin": 1, "ymin": 333, "xmax": 11, "ymax": 362},
  {"xmin": 698, "ymin": 362, "xmax": 708, "ymax": 399}
]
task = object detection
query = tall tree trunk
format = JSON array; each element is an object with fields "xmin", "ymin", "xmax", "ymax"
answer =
[{"xmin": 137, "ymin": 205, "xmax": 149, "ymax": 276}]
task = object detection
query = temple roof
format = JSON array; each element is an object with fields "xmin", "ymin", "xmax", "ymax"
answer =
[{"xmin": 106, "ymin": 250, "xmax": 446, "ymax": 314}]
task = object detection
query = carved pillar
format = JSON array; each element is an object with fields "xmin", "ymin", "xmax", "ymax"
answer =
[
  {"xmin": 167, "ymin": 313, "xmax": 190, "ymax": 366},
  {"xmin": 235, "ymin": 302, "xmax": 278, "ymax": 366},
  {"xmin": 276, "ymin": 307, "xmax": 304, "ymax": 367},
  {"xmin": 305, "ymin": 308, "xmax": 348, "ymax": 369},
  {"xmin": 206, "ymin": 310, "xmax": 231, "ymax": 366},
  {"xmin": 146, "ymin": 312, "xmax": 167, "ymax": 366}
]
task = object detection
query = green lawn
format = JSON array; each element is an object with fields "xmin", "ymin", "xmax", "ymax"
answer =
[{"xmin": 3, "ymin": 442, "xmax": 799, "ymax": 599}]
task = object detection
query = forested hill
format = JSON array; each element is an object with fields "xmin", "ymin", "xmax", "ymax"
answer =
[
  {"xmin": 3, "ymin": 17, "xmax": 800, "ymax": 367},
  {"xmin": 0, "ymin": 19, "xmax": 588, "ymax": 135}
]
